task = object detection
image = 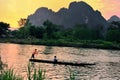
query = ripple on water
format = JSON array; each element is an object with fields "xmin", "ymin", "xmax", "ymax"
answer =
[{"xmin": 0, "ymin": 43, "xmax": 120, "ymax": 80}]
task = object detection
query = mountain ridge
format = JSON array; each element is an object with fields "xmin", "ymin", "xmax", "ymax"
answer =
[
  {"xmin": 108, "ymin": 15, "xmax": 120, "ymax": 22},
  {"xmin": 28, "ymin": 1, "xmax": 108, "ymax": 34}
]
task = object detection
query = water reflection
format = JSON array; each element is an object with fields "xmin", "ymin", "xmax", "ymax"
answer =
[
  {"xmin": 43, "ymin": 46, "xmax": 53, "ymax": 54},
  {"xmin": 0, "ymin": 43, "xmax": 120, "ymax": 80}
]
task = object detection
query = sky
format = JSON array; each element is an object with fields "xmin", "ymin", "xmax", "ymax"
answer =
[{"xmin": 0, "ymin": 0, "xmax": 120, "ymax": 28}]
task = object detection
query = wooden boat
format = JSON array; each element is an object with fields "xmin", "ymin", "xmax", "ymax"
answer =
[{"xmin": 29, "ymin": 59, "xmax": 96, "ymax": 66}]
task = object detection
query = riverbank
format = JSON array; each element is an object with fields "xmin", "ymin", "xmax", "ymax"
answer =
[{"xmin": 0, "ymin": 38, "xmax": 120, "ymax": 50}]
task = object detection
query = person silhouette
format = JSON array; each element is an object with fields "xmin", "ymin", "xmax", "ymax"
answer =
[
  {"xmin": 53, "ymin": 56, "xmax": 58, "ymax": 63},
  {"xmin": 31, "ymin": 49, "xmax": 38, "ymax": 59}
]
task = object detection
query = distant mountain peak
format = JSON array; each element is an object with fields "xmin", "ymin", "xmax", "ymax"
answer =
[
  {"xmin": 108, "ymin": 15, "xmax": 120, "ymax": 22},
  {"xmin": 57, "ymin": 7, "xmax": 68, "ymax": 14},
  {"xmin": 111, "ymin": 15, "xmax": 119, "ymax": 18},
  {"xmin": 35, "ymin": 7, "xmax": 54, "ymax": 14},
  {"xmin": 69, "ymin": 1, "xmax": 93, "ymax": 11},
  {"xmin": 69, "ymin": 1, "xmax": 89, "ymax": 7}
]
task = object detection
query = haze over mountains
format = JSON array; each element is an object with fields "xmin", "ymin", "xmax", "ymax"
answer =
[{"xmin": 28, "ymin": 1, "xmax": 108, "ymax": 32}]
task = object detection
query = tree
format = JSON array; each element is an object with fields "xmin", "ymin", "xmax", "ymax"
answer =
[
  {"xmin": 28, "ymin": 25, "xmax": 36, "ymax": 37},
  {"xmin": 17, "ymin": 27, "xmax": 29, "ymax": 38},
  {"xmin": 73, "ymin": 24, "xmax": 94, "ymax": 40},
  {"xmin": 106, "ymin": 29, "xmax": 120, "ymax": 42},
  {"xmin": 0, "ymin": 22, "xmax": 10, "ymax": 37},
  {"xmin": 34, "ymin": 27, "xmax": 45, "ymax": 39},
  {"xmin": 106, "ymin": 21, "xmax": 120, "ymax": 42},
  {"xmin": 43, "ymin": 20, "xmax": 60, "ymax": 39},
  {"xmin": 62, "ymin": 28, "xmax": 74, "ymax": 39},
  {"xmin": 18, "ymin": 18, "xmax": 27, "ymax": 27}
]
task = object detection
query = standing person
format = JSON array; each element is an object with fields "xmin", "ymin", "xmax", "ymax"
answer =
[{"xmin": 31, "ymin": 49, "xmax": 38, "ymax": 59}]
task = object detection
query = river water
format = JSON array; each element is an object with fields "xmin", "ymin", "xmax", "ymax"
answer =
[{"xmin": 0, "ymin": 43, "xmax": 120, "ymax": 80}]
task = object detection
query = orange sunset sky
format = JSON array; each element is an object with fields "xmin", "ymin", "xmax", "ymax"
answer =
[{"xmin": 0, "ymin": 0, "xmax": 120, "ymax": 28}]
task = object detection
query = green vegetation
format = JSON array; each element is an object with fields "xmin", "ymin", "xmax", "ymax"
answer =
[
  {"xmin": 0, "ymin": 60, "xmax": 76, "ymax": 80},
  {"xmin": 0, "ymin": 20, "xmax": 120, "ymax": 50},
  {"xmin": 69, "ymin": 68, "xmax": 76, "ymax": 80},
  {"xmin": 0, "ymin": 69, "xmax": 22, "ymax": 80},
  {"xmin": 0, "ymin": 56, "xmax": 22, "ymax": 80},
  {"xmin": 27, "ymin": 63, "xmax": 46, "ymax": 80},
  {"xmin": 0, "ymin": 62, "xmax": 46, "ymax": 80},
  {"xmin": 0, "ymin": 64, "xmax": 77, "ymax": 80},
  {"xmin": 0, "ymin": 66, "xmax": 45, "ymax": 80},
  {"xmin": 0, "ymin": 22, "xmax": 10, "ymax": 38}
]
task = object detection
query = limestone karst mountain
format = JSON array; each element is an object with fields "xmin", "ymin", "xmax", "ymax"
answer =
[{"xmin": 27, "ymin": 1, "xmax": 108, "ymax": 34}]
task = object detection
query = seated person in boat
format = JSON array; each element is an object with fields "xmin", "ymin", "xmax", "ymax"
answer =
[{"xmin": 53, "ymin": 56, "xmax": 58, "ymax": 63}]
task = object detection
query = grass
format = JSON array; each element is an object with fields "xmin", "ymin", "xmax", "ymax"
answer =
[
  {"xmin": 0, "ymin": 69, "xmax": 22, "ymax": 80},
  {"xmin": 27, "ymin": 63, "xmax": 46, "ymax": 80},
  {"xmin": 0, "ymin": 62, "xmax": 77, "ymax": 80},
  {"xmin": 69, "ymin": 69, "xmax": 76, "ymax": 80},
  {"xmin": 0, "ymin": 63, "xmax": 46, "ymax": 80}
]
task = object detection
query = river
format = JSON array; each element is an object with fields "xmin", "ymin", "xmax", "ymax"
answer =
[{"xmin": 0, "ymin": 43, "xmax": 120, "ymax": 80}]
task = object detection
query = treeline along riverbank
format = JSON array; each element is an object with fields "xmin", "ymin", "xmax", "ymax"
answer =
[
  {"xmin": 0, "ymin": 38, "xmax": 120, "ymax": 50},
  {"xmin": 0, "ymin": 20, "xmax": 120, "ymax": 50}
]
